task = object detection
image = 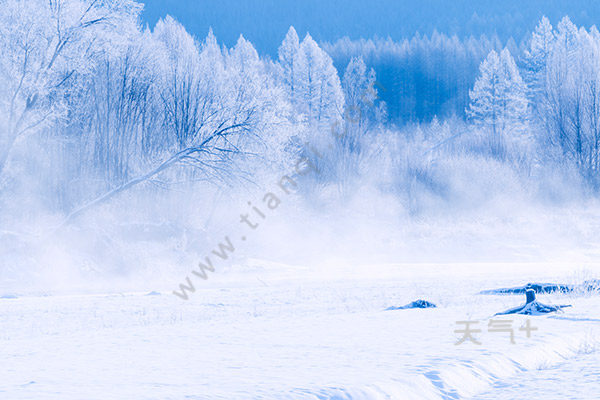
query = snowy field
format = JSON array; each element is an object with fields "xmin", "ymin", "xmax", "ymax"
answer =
[{"xmin": 2, "ymin": 262, "xmax": 599, "ymax": 399}]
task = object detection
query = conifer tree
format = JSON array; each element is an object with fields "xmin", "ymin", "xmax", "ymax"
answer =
[
  {"xmin": 467, "ymin": 49, "xmax": 528, "ymax": 138},
  {"xmin": 523, "ymin": 16, "xmax": 555, "ymax": 108}
]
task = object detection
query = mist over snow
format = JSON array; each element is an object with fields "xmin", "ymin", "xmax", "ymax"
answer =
[
  {"xmin": 1, "ymin": 1, "xmax": 600, "ymax": 399},
  {"xmin": 0, "ymin": 4, "xmax": 599, "ymax": 293}
]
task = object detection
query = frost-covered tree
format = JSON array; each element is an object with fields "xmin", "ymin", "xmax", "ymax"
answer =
[
  {"xmin": 278, "ymin": 26, "xmax": 301, "ymax": 107},
  {"xmin": 154, "ymin": 17, "xmax": 210, "ymax": 152},
  {"xmin": 467, "ymin": 49, "xmax": 528, "ymax": 138},
  {"xmin": 81, "ymin": 28, "xmax": 162, "ymax": 188},
  {"xmin": 498, "ymin": 49, "xmax": 529, "ymax": 135},
  {"xmin": 62, "ymin": 26, "xmax": 290, "ymax": 223},
  {"xmin": 295, "ymin": 33, "xmax": 344, "ymax": 127},
  {"xmin": 311, "ymin": 56, "xmax": 386, "ymax": 192},
  {"xmin": 340, "ymin": 57, "xmax": 385, "ymax": 151},
  {"xmin": 542, "ymin": 17, "xmax": 580, "ymax": 159},
  {"xmin": 0, "ymin": 0, "xmax": 142, "ymax": 177},
  {"xmin": 225, "ymin": 35, "xmax": 292, "ymax": 164},
  {"xmin": 541, "ymin": 20, "xmax": 600, "ymax": 185},
  {"xmin": 523, "ymin": 16, "xmax": 555, "ymax": 109},
  {"xmin": 343, "ymin": 57, "xmax": 380, "ymax": 123}
]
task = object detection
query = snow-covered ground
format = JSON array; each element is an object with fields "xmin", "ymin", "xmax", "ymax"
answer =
[
  {"xmin": 1, "ymin": 262, "xmax": 599, "ymax": 399},
  {"xmin": 475, "ymin": 351, "xmax": 600, "ymax": 399}
]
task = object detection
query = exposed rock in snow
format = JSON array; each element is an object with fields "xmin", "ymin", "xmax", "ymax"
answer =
[{"xmin": 385, "ymin": 299, "xmax": 437, "ymax": 310}]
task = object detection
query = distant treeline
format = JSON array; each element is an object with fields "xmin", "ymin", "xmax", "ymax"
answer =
[{"xmin": 324, "ymin": 33, "xmax": 522, "ymax": 124}]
